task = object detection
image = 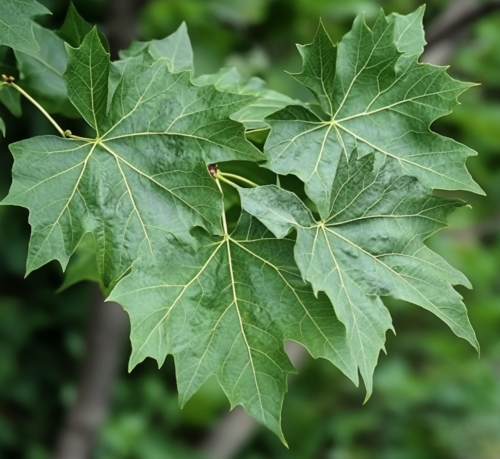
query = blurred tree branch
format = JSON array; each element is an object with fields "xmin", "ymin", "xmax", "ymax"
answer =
[
  {"xmin": 424, "ymin": 0, "xmax": 500, "ymax": 65},
  {"xmin": 105, "ymin": 0, "xmax": 150, "ymax": 60},
  {"xmin": 54, "ymin": 288, "xmax": 127, "ymax": 459}
]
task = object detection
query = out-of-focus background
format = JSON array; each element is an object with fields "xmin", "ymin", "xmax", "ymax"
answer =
[{"xmin": 1, "ymin": 0, "xmax": 500, "ymax": 458}]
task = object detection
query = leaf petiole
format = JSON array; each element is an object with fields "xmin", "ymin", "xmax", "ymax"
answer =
[
  {"xmin": 8, "ymin": 81, "xmax": 67, "ymax": 137},
  {"xmin": 69, "ymin": 134, "xmax": 95, "ymax": 142},
  {"xmin": 215, "ymin": 179, "xmax": 229, "ymax": 235},
  {"xmin": 218, "ymin": 172, "xmax": 258, "ymax": 188},
  {"xmin": 215, "ymin": 173, "xmax": 239, "ymax": 189}
]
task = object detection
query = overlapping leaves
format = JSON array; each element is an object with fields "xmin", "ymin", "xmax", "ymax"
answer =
[
  {"xmin": 262, "ymin": 6, "xmax": 482, "ymax": 218},
  {"xmin": 241, "ymin": 151, "xmax": 478, "ymax": 395},
  {"xmin": 0, "ymin": 4, "xmax": 483, "ymax": 442},
  {"xmin": 194, "ymin": 67, "xmax": 304, "ymax": 130}
]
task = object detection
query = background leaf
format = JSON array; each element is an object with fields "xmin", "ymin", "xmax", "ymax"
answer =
[
  {"xmin": 14, "ymin": 23, "xmax": 78, "ymax": 116},
  {"xmin": 0, "ymin": 46, "xmax": 21, "ymax": 117},
  {"xmin": 57, "ymin": 1, "xmax": 109, "ymax": 51},
  {"xmin": 194, "ymin": 67, "xmax": 304, "ymax": 130},
  {"xmin": 119, "ymin": 22, "xmax": 193, "ymax": 73},
  {"xmin": 0, "ymin": 0, "xmax": 50, "ymax": 54}
]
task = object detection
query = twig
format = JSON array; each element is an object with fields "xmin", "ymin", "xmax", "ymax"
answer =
[
  {"xmin": 215, "ymin": 173, "xmax": 239, "ymax": 189},
  {"xmin": 7, "ymin": 82, "xmax": 67, "ymax": 137},
  {"xmin": 219, "ymin": 172, "xmax": 259, "ymax": 188}
]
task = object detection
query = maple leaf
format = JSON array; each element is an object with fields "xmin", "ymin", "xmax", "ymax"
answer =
[
  {"xmin": 57, "ymin": 1, "xmax": 108, "ymax": 50},
  {"xmin": 118, "ymin": 22, "xmax": 193, "ymax": 72},
  {"xmin": 0, "ymin": 0, "xmax": 50, "ymax": 54},
  {"xmin": 14, "ymin": 23, "xmax": 78, "ymax": 116},
  {"xmin": 240, "ymin": 150, "xmax": 478, "ymax": 397},
  {"xmin": 262, "ymin": 6, "xmax": 482, "ymax": 218},
  {"xmin": 109, "ymin": 212, "xmax": 356, "ymax": 441},
  {"xmin": 1, "ymin": 28, "xmax": 263, "ymax": 284}
]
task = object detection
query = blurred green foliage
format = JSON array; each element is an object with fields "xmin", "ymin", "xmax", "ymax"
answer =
[{"xmin": 1, "ymin": 0, "xmax": 500, "ymax": 458}]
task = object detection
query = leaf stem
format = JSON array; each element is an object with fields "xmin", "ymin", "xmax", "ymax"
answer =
[
  {"xmin": 70, "ymin": 134, "xmax": 95, "ymax": 142},
  {"xmin": 215, "ymin": 179, "xmax": 229, "ymax": 235},
  {"xmin": 219, "ymin": 172, "xmax": 258, "ymax": 188},
  {"xmin": 9, "ymin": 82, "xmax": 67, "ymax": 137},
  {"xmin": 215, "ymin": 173, "xmax": 239, "ymax": 189}
]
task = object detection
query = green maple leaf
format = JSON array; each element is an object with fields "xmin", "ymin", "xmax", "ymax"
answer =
[
  {"xmin": 14, "ymin": 23, "xmax": 78, "ymax": 116},
  {"xmin": 56, "ymin": 233, "xmax": 109, "ymax": 295},
  {"xmin": 57, "ymin": 1, "xmax": 108, "ymax": 50},
  {"xmin": 119, "ymin": 22, "xmax": 193, "ymax": 72},
  {"xmin": 263, "ymin": 6, "xmax": 482, "ymax": 218},
  {"xmin": 2, "ymin": 28, "xmax": 263, "ymax": 284},
  {"xmin": 0, "ymin": 0, "xmax": 50, "ymax": 54},
  {"xmin": 109, "ymin": 212, "xmax": 356, "ymax": 441},
  {"xmin": 194, "ymin": 67, "xmax": 304, "ymax": 130},
  {"xmin": 108, "ymin": 23, "xmax": 193, "ymax": 111},
  {"xmin": 240, "ymin": 151, "xmax": 478, "ymax": 396}
]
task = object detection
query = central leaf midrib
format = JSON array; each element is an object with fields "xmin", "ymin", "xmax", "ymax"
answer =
[{"xmin": 225, "ymin": 237, "xmax": 266, "ymax": 420}]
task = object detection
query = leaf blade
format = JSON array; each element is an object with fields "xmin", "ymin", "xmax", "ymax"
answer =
[{"xmin": 109, "ymin": 214, "xmax": 355, "ymax": 440}]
